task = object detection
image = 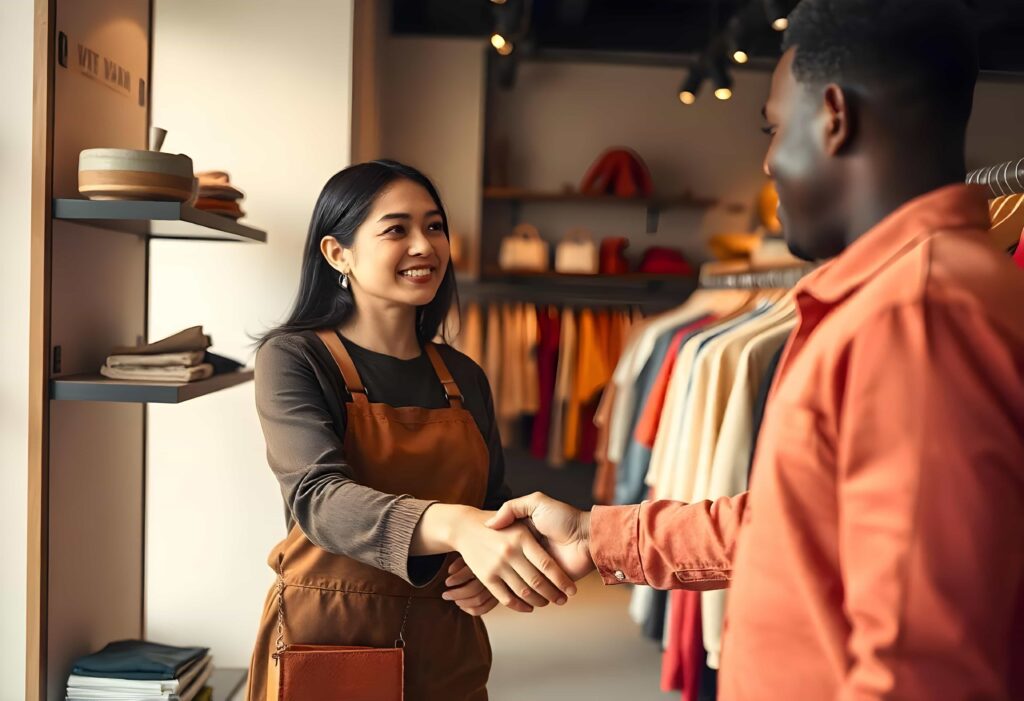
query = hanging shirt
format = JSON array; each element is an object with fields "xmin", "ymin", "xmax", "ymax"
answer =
[
  {"xmin": 589, "ymin": 185, "xmax": 1024, "ymax": 701},
  {"xmin": 547, "ymin": 308, "xmax": 577, "ymax": 467}
]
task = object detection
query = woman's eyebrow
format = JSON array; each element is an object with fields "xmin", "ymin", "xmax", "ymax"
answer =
[{"xmin": 377, "ymin": 209, "xmax": 442, "ymax": 222}]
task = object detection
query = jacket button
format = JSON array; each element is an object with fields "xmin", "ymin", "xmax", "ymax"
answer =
[{"xmin": 614, "ymin": 570, "xmax": 626, "ymax": 582}]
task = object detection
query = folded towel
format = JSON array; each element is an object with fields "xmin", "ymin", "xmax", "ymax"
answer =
[
  {"xmin": 196, "ymin": 183, "xmax": 245, "ymax": 201},
  {"xmin": 203, "ymin": 351, "xmax": 244, "ymax": 375},
  {"xmin": 110, "ymin": 327, "xmax": 211, "ymax": 356},
  {"xmin": 100, "ymin": 364, "xmax": 214, "ymax": 383},
  {"xmin": 194, "ymin": 198, "xmax": 244, "ymax": 220},
  {"xmin": 71, "ymin": 640, "xmax": 209, "ymax": 682},
  {"xmin": 107, "ymin": 350, "xmax": 206, "ymax": 369}
]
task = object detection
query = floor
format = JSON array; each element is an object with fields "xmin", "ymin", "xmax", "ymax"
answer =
[
  {"xmin": 487, "ymin": 573, "xmax": 676, "ymax": 701},
  {"xmin": 488, "ymin": 446, "xmax": 676, "ymax": 700}
]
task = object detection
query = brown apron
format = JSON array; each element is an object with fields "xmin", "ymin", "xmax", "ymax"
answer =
[{"xmin": 246, "ymin": 331, "xmax": 493, "ymax": 701}]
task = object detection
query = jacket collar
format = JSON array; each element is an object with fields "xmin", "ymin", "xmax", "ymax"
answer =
[{"xmin": 795, "ymin": 184, "xmax": 991, "ymax": 305}]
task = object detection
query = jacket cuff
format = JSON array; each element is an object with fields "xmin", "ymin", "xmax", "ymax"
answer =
[
  {"xmin": 590, "ymin": 504, "xmax": 646, "ymax": 585},
  {"xmin": 379, "ymin": 496, "xmax": 438, "ymax": 585}
]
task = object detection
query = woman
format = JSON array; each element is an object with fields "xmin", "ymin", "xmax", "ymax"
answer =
[{"xmin": 245, "ymin": 161, "xmax": 575, "ymax": 701}]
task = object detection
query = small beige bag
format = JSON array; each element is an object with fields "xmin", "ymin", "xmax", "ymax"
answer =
[
  {"xmin": 555, "ymin": 227, "xmax": 599, "ymax": 274},
  {"xmin": 498, "ymin": 223, "xmax": 549, "ymax": 272}
]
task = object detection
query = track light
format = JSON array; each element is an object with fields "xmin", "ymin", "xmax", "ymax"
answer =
[
  {"xmin": 709, "ymin": 54, "xmax": 734, "ymax": 101},
  {"xmin": 726, "ymin": 16, "xmax": 751, "ymax": 65},
  {"xmin": 491, "ymin": 33, "xmax": 509, "ymax": 51},
  {"xmin": 764, "ymin": 0, "xmax": 789, "ymax": 32},
  {"xmin": 677, "ymin": 66, "xmax": 705, "ymax": 106}
]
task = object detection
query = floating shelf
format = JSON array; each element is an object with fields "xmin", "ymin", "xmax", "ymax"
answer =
[
  {"xmin": 51, "ymin": 369, "xmax": 254, "ymax": 404},
  {"xmin": 483, "ymin": 186, "xmax": 722, "ymax": 210},
  {"xmin": 207, "ymin": 667, "xmax": 248, "ymax": 701},
  {"xmin": 53, "ymin": 199, "xmax": 267, "ymax": 243},
  {"xmin": 459, "ymin": 271, "xmax": 697, "ymax": 310}
]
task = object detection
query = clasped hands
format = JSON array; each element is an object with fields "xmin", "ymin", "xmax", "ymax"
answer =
[{"xmin": 441, "ymin": 493, "xmax": 596, "ymax": 616}]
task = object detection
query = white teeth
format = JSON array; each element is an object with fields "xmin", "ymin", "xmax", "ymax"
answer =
[{"xmin": 400, "ymin": 268, "xmax": 433, "ymax": 278}]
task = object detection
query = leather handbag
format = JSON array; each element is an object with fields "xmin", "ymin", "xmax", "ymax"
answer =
[
  {"xmin": 555, "ymin": 228, "xmax": 599, "ymax": 274},
  {"xmin": 270, "ymin": 563, "xmax": 408, "ymax": 701},
  {"xmin": 599, "ymin": 237, "xmax": 630, "ymax": 275},
  {"xmin": 498, "ymin": 223, "xmax": 549, "ymax": 272}
]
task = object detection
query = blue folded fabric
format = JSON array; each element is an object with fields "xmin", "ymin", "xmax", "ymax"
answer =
[{"xmin": 72, "ymin": 640, "xmax": 209, "ymax": 681}]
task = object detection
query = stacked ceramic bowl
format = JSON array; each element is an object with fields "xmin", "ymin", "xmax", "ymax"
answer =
[{"xmin": 79, "ymin": 148, "xmax": 195, "ymax": 202}]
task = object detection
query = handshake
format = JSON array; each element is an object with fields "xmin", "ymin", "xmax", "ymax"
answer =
[{"xmin": 438, "ymin": 493, "xmax": 597, "ymax": 616}]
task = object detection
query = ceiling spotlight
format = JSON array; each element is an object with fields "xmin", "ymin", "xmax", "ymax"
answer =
[
  {"xmin": 490, "ymin": 0, "xmax": 507, "ymax": 4},
  {"xmin": 709, "ymin": 54, "xmax": 734, "ymax": 101},
  {"xmin": 677, "ymin": 66, "xmax": 705, "ymax": 106},
  {"xmin": 726, "ymin": 15, "xmax": 753, "ymax": 65},
  {"xmin": 491, "ymin": 33, "xmax": 508, "ymax": 51},
  {"xmin": 764, "ymin": 0, "xmax": 789, "ymax": 32}
]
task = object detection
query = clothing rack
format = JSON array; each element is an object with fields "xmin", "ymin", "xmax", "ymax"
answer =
[
  {"xmin": 698, "ymin": 262, "xmax": 815, "ymax": 290},
  {"xmin": 966, "ymin": 157, "xmax": 1024, "ymax": 197}
]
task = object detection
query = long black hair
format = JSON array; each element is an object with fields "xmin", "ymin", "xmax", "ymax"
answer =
[{"xmin": 257, "ymin": 160, "xmax": 459, "ymax": 349}]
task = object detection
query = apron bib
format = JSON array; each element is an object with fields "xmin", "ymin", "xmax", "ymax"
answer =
[{"xmin": 246, "ymin": 331, "xmax": 492, "ymax": 701}]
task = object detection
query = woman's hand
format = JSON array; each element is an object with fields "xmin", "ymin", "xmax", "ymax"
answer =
[
  {"xmin": 451, "ymin": 508, "xmax": 577, "ymax": 610},
  {"xmin": 412, "ymin": 504, "xmax": 577, "ymax": 611},
  {"xmin": 441, "ymin": 556, "xmax": 509, "ymax": 616}
]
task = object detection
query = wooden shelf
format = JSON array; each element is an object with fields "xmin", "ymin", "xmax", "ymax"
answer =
[
  {"xmin": 53, "ymin": 199, "xmax": 267, "ymax": 243},
  {"xmin": 207, "ymin": 667, "xmax": 248, "ymax": 701},
  {"xmin": 459, "ymin": 271, "xmax": 697, "ymax": 310},
  {"xmin": 483, "ymin": 186, "xmax": 720, "ymax": 209},
  {"xmin": 51, "ymin": 369, "xmax": 254, "ymax": 404}
]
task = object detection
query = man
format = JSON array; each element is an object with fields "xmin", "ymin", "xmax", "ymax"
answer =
[{"xmin": 479, "ymin": 0, "xmax": 1024, "ymax": 698}]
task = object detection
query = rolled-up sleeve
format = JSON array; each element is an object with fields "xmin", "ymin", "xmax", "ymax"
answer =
[
  {"xmin": 590, "ymin": 492, "xmax": 747, "ymax": 590},
  {"xmin": 836, "ymin": 301, "xmax": 1024, "ymax": 701},
  {"xmin": 255, "ymin": 336, "xmax": 441, "ymax": 584}
]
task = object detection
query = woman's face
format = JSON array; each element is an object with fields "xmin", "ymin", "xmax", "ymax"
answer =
[{"xmin": 328, "ymin": 178, "xmax": 450, "ymax": 310}]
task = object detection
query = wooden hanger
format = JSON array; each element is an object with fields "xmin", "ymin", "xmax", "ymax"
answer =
[{"xmin": 989, "ymin": 193, "xmax": 1024, "ymax": 251}]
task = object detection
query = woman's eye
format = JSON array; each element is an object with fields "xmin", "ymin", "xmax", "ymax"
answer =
[
  {"xmin": 761, "ymin": 125, "xmax": 777, "ymax": 137},
  {"xmin": 383, "ymin": 226, "xmax": 405, "ymax": 236},
  {"xmin": 427, "ymin": 222, "xmax": 445, "ymax": 234}
]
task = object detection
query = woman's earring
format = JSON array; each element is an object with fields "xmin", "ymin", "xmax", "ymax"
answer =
[{"xmin": 339, "ymin": 272, "xmax": 349, "ymax": 290}]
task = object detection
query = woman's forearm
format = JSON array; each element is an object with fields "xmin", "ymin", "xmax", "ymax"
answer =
[{"xmin": 410, "ymin": 503, "xmax": 476, "ymax": 555}]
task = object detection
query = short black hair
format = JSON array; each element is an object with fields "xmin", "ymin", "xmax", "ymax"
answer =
[{"xmin": 782, "ymin": 0, "xmax": 979, "ymax": 127}]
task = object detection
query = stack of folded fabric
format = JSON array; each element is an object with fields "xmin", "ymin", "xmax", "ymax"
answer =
[
  {"xmin": 194, "ymin": 171, "xmax": 246, "ymax": 220},
  {"xmin": 66, "ymin": 640, "xmax": 213, "ymax": 701},
  {"xmin": 100, "ymin": 326, "xmax": 243, "ymax": 383}
]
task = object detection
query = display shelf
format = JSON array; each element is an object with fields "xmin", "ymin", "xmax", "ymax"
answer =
[
  {"xmin": 483, "ymin": 186, "xmax": 720, "ymax": 209},
  {"xmin": 207, "ymin": 667, "xmax": 248, "ymax": 701},
  {"xmin": 459, "ymin": 271, "xmax": 697, "ymax": 310},
  {"xmin": 53, "ymin": 199, "xmax": 267, "ymax": 243},
  {"xmin": 51, "ymin": 369, "xmax": 254, "ymax": 403}
]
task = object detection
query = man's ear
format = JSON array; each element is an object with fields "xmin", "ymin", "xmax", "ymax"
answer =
[{"xmin": 822, "ymin": 83, "xmax": 854, "ymax": 156}]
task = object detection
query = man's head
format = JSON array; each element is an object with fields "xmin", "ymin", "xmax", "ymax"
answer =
[{"xmin": 762, "ymin": 0, "xmax": 979, "ymax": 260}]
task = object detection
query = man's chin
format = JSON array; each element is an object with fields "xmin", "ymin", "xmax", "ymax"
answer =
[{"xmin": 782, "ymin": 232, "xmax": 817, "ymax": 263}]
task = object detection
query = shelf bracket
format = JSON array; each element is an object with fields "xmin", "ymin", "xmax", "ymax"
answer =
[{"xmin": 645, "ymin": 205, "xmax": 660, "ymax": 234}]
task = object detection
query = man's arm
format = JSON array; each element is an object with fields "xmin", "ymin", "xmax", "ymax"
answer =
[{"xmin": 485, "ymin": 491, "xmax": 747, "ymax": 591}]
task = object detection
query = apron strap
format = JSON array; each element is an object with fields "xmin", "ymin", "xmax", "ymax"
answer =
[
  {"xmin": 315, "ymin": 330, "xmax": 369, "ymax": 407},
  {"xmin": 424, "ymin": 344, "xmax": 464, "ymax": 409}
]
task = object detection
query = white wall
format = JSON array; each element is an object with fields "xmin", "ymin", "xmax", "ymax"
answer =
[
  {"xmin": 146, "ymin": 0, "xmax": 353, "ymax": 668},
  {"xmin": 378, "ymin": 35, "xmax": 488, "ymax": 275},
  {"xmin": 486, "ymin": 61, "xmax": 1024, "ymax": 267},
  {"xmin": 0, "ymin": 0, "xmax": 35, "ymax": 698}
]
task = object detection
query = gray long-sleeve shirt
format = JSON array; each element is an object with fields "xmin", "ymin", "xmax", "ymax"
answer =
[{"xmin": 254, "ymin": 330, "xmax": 510, "ymax": 585}]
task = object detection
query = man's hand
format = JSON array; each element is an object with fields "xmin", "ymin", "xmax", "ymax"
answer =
[{"xmin": 485, "ymin": 492, "xmax": 596, "ymax": 581}]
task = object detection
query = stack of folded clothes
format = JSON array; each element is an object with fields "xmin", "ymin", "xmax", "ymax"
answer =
[
  {"xmin": 66, "ymin": 639, "xmax": 213, "ymax": 701},
  {"xmin": 100, "ymin": 326, "xmax": 243, "ymax": 383},
  {"xmin": 194, "ymin": 171, "xmax": 245, "ymax": 220}
]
